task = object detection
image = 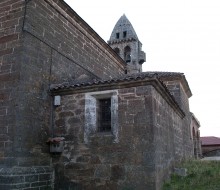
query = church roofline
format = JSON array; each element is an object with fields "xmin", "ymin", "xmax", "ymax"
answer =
[
  {"xmin": 156, "ymin": 72, "xmax": 192, "ymax": 98},
  {"xmin": 190, "ymin": 112, "xmax": 200, "ymax": 127},
  {"xmin": 51, "ymin": 0, "xmax": 126, "ymax": 69},
  {"xmin": 50, "ymin": 72, "xmax": 180, "ymax": 91},
  {"xmin": 50, "ymin": 72, "xmax": 186, "ymax": 118}
]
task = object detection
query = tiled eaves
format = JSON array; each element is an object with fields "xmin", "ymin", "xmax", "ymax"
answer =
[
  {"xmin": 50, "ymin": 74, "xmax": 156, "ymax": 92},
  {"xmin": 201, "ymin": 137, "xmax": 220, "ymax": 146},
  {"xmin": 50, "ymin": 72, "xmax": 179, "ymax": 91},
  {"xmin": 50, "ymin": 72, "xmax": 186, "ymax": 118},
  {"xmin": 50, "ymin": 72, "xmax": 184, "ymax": 91},
  {"xmin": 157, "ymin": 72, "xmax": 192, "ymax": 98}
]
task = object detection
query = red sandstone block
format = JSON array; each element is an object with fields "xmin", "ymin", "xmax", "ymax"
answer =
[
  {"xmin": 0, "ymin": 109, "xmax": 6, "ymax": 116},
  {"xmin": 11, "ymin": 1, "xmax": 24, "ymax": 10},
  {"xmin": 0, "ymin": 93, "xmax": 9, "ymax": 101},
  {"xmin": 0, "ymin": 72, "xmax": 20, "ymax": 82},
  {"xmin": 0, "ymin": 48, "xmax": 13, "ymax": 57},
  {"xmin": 0, "ymin": 10, "xmax": 23, "ymax": 23},
  {"xmin": 0, "ymin": 6, "xmax": 11, "ymax": 13},
  {"xmin": 38, "ymin": 1, "xmax": 54, "ymax": 17},
  {"xmin": 0, "ymin": 64, "xmax": 12, "ymax": 73},
  {"xmin": 0, "ymin": 28, "xmax": 16, "ymax": 38},
  {"xmin": 0, "ymin": 34, "xmax": 18, "ymax": 44},
  {"xmin": 8, "ymin": 7, "xmax": 23, "ymax": 16},
  {"xmin": 2, "ymin": 19, "xmax": 19, "ymax": 29},
  {"xmin": 0, "ymin": 0, "xmax": 21, "ymax": 7}
]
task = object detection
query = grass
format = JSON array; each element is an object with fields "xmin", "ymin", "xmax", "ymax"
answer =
[{"xmin": 163, "ymin": 160, "xmax": 220, "ymax": 190}]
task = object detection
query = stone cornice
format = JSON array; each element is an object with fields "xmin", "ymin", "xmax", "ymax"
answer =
[
  {"xmin": 108, "ymin": 38, "xmax": 138, "ymax": 45},
  {"xmin": 50, "ymin": 77, "xmax": 185, "ymax": 118}
]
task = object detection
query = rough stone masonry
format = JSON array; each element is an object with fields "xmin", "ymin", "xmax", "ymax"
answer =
[{"xmin": 0, "ymin": 0, "xmax": 201, "ymax": 189}]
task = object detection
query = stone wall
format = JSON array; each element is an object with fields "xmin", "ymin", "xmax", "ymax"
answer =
[
  {"xmin": 0, "ymin": 0, "xmax": 196, "ymax": 189},
  {"xmin": 53, "ymin": 86, "xmax": 155, "ymax": 189},
  {"xmin": 109, "ymin": 40, "xmax": 142, "ymax": 73},
  {"xmin": 53, "ymin": 81, "xmax": 188, "ymax": 189},
  {"xmin": 20, "ymin": 0, "xmax": 124, "ymax": 149},
  {"xmin": 0, "ymin": 0, "xmax": 126, "ymax": 189},
  {"xmin": 16, "ymin": 0, "xmax": 125, "ymax": 153},
  {"xmin": 23, "ymin": 0, "xmax": 125, "ymax": 82},
  {"xmin": 0, "ymin": 0, "xmax": 125, "ymax": 163},
  {"xmin": 163, "ymin": 80, "xmax": 193, "ymax": 159},
  {"xmin": 151, "ymin": 87, "xmax": 183, "ymax": 189},
  {"xmin": 0, "ymin": 0, "xmax": 25, "ymax": 165},
  {"xmin": 163, "ymin": 80, "xmax": 189, "ymax": 113},
  {"xmin": 190, "ymin": 114, "xmax": 201, "ymax": 158},
  {"xmin": 0, "ymin": 166, "xmax": 54, "ymax": 190}
]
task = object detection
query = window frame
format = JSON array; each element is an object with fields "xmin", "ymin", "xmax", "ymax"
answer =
[
  {"xmin": 97, "ymin": 98, "xmax": 112, "ymax": 132},
  {"xmin": 84, "ymin": 90, "xmax": 119, "ymax": 143}
]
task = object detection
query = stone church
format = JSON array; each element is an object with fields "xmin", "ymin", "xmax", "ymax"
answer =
[{"xmin": 0, "ymin": 0, "xmax": 201, "ymax": 189}]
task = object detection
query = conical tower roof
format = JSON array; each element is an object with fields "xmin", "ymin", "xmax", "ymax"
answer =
[{"xmin": 109, "ymin": 14, "xmax": 138, "ymax": 41}]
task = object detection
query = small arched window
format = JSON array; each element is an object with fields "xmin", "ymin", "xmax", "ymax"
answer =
[{"xmin": 124, "ymin": 46, "xmax": 131, "ymax": 63}]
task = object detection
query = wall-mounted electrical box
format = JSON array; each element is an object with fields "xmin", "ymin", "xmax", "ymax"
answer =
[
  {"xmin": 50, "ymin": 141, "xmax": 64, "ymax": 153},
  {"xmin": 54, "ymin": 95, "xmax": 61, "ymax": 106}
]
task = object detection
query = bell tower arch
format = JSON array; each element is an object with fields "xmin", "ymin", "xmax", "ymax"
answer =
[{"xmin": 108, "ymin": 14, "xmax": 146, "ymax": 73}]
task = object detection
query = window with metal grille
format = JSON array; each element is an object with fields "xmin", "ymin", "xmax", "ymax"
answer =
[
  {"xmin": 84, "ymin": 90, "xmax": 118, "ymax": 143},
  {"xmin": 97, "ymin": 98, "xmax": 111, "ymax": 132}
]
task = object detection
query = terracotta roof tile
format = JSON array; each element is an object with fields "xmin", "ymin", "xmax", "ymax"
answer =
[
  {"xmin": 50, "ymin": 71, "xmax": 184, "ymax": 91},
  {"xmin": 50, "ymin": 71, "xmax": 186, "ymax": 117},
  {"xmin": 201, "ymin": 136, "xmax": 220, "ymax": 145}
]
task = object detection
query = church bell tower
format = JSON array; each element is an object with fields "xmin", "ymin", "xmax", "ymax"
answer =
[{"xmin": 108, "ymin": 14, "xmax": 146, "ymax": 73}]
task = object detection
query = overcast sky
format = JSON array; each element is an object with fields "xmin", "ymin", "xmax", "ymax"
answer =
[{"xmin": 64, "ymin": 0, "xmax": 220, "ymax": 137}]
